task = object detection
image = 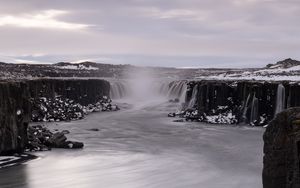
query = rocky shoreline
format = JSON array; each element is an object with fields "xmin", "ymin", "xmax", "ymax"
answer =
[{"xmin": 0, "ymin": 153, "xmax": 37, "ymax": 169}]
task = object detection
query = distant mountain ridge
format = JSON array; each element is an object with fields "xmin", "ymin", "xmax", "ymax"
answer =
[
  {"xmin": 0, "ymin": 58, "xmax": 300, "ymax": 81},
  {"xmin": 197, "ymin": 58, "xmax": 300, "ymax": 81},
  {"xmin": 266, "ymin": 58, "xmax": 300, "ymax": 69}
]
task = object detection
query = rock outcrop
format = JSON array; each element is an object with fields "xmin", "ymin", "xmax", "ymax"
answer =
[
  {"xmin": 0, "ymin": 81, "xmax": 30, "ymax": 155},
  {"xmin": 0, "ymin": 78, "xmax": 112, "ymax": 154},
  {"xmin": 27, "ymin": 125, "xmax": 84, "ymax": 151},
  {"xmin": 27, "ymin": 79, "xmax": 110, "ymax": 106},
  {"xmin": 169, "ymin": 80, "xmax": 300, "ymax": 125},
  {"xmin": 263, "ymin": 107, "xmax": 300, "ymax": 188},
  {"xmin": 27, "ymin": 79, "xmax": 116, "ymax": 122}
]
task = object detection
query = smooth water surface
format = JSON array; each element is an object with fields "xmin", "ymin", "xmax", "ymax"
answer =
[{"xmin": 0, "ymin": 100, "xmax": 264, "ymax": 188}]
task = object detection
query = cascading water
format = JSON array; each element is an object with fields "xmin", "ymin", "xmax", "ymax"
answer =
[
  {"xmin": 159, "ymin": 82, "xmax": 170, "ymax": 96},
  {"xmin": 110, "ymin": 81, "xmax": 128, "ymax": 99},
  {"xmin": 166, "ymin": 81, "xmax": 187, "ymax": 103},
  {"xmin": 179, "ymin": 84, "xmax": 187, "ymax": 103},
  {"xmin": 187, "ymin": 84, "xmax": 198, "ymax": 109},
  {"xmin": 274, "ymin": 84, "xmax": 286, "ymax": 115},
  {"xmin": 250, "ymin": 93, "xmax": 259, "ymax": 124},
  {"xmin": 242, "ymin": 93, "xmax": 251, "ymax": 121}
]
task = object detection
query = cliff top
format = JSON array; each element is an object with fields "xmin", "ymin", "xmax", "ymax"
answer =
[{"xmin": 266, "ymin": 58, "xmax": 300, "ymax": 69}]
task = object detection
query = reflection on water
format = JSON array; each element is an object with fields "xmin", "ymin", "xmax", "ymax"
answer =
[{"xmin": 0, "ymin": 101, "xmax": 264, "ymax": 188}]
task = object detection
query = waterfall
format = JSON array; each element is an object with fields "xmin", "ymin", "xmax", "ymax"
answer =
[
  {"xmin": 275, "ymin": 84, "xmax": 286, "ymax": 115},
  {"xmin": 110, "ymin": 81, "xmax": 128, "ymax": 99},
  {"xmin": 242, "ymin": 93, "xmax": 251, "ymax": 121},
  {"xmin": 167, "ymin": 81, "xmax": 184, "ymax": 98},
  {"xmin": 162, "ymin": 81, "xmax": 187, "ymax": 102},
  {"xmin": 250, "ymin": 94, "xmax": 259, "ymax": 124},
  {"xmin": 187, "ymin": 84, "xmax": 198, "ymax": 109},
  {"xmin": 159, "ymin": 82, "xmax": 170, "ymax": 96},
  {"xmin": 179, "ymin": 84, "xmax": 187, "ymax": 103}
]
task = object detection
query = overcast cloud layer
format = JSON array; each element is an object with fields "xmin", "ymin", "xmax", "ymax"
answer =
[{"xmin": 0, "ymin": 0, "xmax": 299, "ymax": 68}]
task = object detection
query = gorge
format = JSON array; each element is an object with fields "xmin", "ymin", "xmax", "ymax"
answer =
[{"xmin": 0, "ymin": 59, "xmax": 300, "ymax": 187}]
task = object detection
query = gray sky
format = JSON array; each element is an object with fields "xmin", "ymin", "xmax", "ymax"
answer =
[{"xmin": 0, "ymin": 0, "xmax": 299, "ymax": 68}]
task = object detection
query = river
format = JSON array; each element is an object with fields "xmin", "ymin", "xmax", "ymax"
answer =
[{"xmin": 0, "ymin": 99, "xmax": 264, "ymax": 188}]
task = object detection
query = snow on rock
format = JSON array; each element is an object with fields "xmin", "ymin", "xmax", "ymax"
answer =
[
  {"xmin": 205, "ymin": 112, "xmax": 237, "ymax": 124},
  {"xmin": 31, "ymin": 96, "xmax": 119, "ymax": 122},
  {"xmin": 196, "ymin": 59, "xmax": 300, "ymax": 81},
  {"xmin": 55, "ymin": 64, "xmax": 99, "ymax": 70}
]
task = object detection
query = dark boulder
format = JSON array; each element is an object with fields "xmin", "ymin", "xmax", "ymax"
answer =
[
  {"xmin": 168, "ymin": 113, "xmax": 176, "ymax": 117},
  {"xmin": 263, "ymin": 107, "xmax": 300, "ymax": 188},
  {"xmin": 26, "ymin": 125, "xmax": 84, "ymax": 151},
  {"xmin": 46, "ymin": 132, "xmax": 67, "ymax": 148},
  {"xmin": 60, "ymin": 141, "xmax": 84, "ymax": 149}
]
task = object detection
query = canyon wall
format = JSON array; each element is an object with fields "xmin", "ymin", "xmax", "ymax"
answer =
[
  {"xmin": 188, "ymin": 80, "xmax": 300, "ymax": 125},
  {"xmin": 263, "ymin": 107, "xmax": 300, "ymax": 188},
  {"xmin": 0, "ymin": 78, "xmax": 111, "ymax": 154},
  {"xmin": 168, "ymin": 80, "xmax": 300, "ymax": 125},
  {"xmin": 0, "ymin": 81, "xmax": 30, "ymax": 155},
  {"xmin": 27, "ymin": 79, "xmax": 110, "ymax": 106}
]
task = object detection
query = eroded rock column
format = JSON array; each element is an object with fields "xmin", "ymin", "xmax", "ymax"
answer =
[
  {"xmin": 0, "ymin": 81, "xmax": 30, "ymax": 154},
  {"xmin": 263, "ymin": 107, "xmax": 300, "ymax": 188}
]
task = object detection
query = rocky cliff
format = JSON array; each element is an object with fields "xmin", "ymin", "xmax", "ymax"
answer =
[
  {"xmin": 0, "ymin": 81, "xmax": 30, "ymax": 155},
  {"xmin": 263, "ymin": 108, "xmax": 300, "ymax": 188},
  {"xmin": 0, "ymin": 78, "xmax": 111, "ymax": 154},
  {"xmin": 27, "ymin": 79, "xmax": 110, "ymax": 106},
  {"xmin": 170, "ymin": 80, "xmax": 300, "ymax": 125},
  {"xmin": 28, "ymin": 79, "xmax": 113, "ymax": 122}
]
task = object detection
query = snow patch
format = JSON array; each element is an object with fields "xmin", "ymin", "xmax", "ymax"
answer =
[{"xmin": 55, "ymin": 64, "xmax": 99, "ymax": 70}]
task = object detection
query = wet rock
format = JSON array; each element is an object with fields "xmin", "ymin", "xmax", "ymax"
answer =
[
  {"xmin": 168, "ymin": 113, "xmax": 176, "ymax": 117},
  {"xmin": 173, "ymin": 119, "xmax": 184, "ymax": 122},
  {"xmin": 61, "ymin": 130, "xmax": 70, "ymax": 134},
  {"xmin": 26, "ymin": 125, "xmax": 84, "ymax": 151},
  {"xmin": 62, "ymin": 141, "xmax": 84, "ymax": 149},
  {"xmin": 47, "ymin": 132, "xmax": 67, "ymax": 147},
  {"xmin": 263, "ymin": 107, "xmax": 300, "ymax": 188},
  {"xmin": 111, "ymin": 104, "xmax": 120, "ymax": 111}
]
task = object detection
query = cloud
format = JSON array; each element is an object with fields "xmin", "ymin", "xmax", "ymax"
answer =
[
  {"xmin": 0, "ymin": 0, "xmax": 300, "ymax": 67},
  {"xmin": 14, "ymin": 59, "xmax": 49, "ymax": 64},
  {"xmin": 143, "ymin": 8, "xmax": 207, "ymax": 21},
  {"xmin": 0, "ymin": 10, "xmax": 90, "ymax": 30}
]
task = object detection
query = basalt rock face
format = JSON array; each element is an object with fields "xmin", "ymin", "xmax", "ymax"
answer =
[
  {"xmin": 181, "ymin": 80, "xmax": 300, "ymax": 125},
  {"xmin": 27, "ymin": 79, "xmax": 110, "ymax": 106},
  {"xmin": 0, "ymin": 81, "xmax": 30, "ymax": 155},
  {"xmin": 27, "ymin": 79, "xmax": 112, "ymax": 122},
  {"xmin": 0, "ymin": 78, "xmax": 111, "ymax": 154},
  {"xmin": 263, "ymin": 108, "xmax": 300, "ymax": 188}
]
